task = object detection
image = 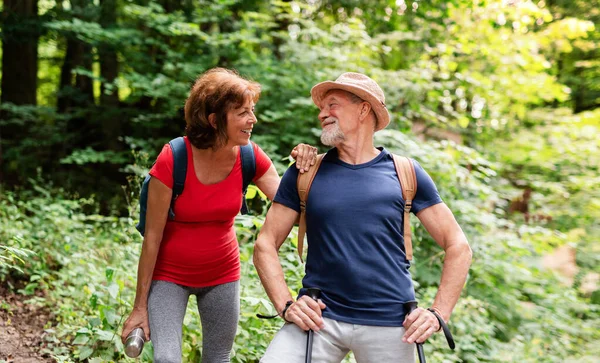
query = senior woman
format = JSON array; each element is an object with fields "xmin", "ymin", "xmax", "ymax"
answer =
[{"xmin": 121, "ymin": 68, "xmax": 315, "ymax": 362}]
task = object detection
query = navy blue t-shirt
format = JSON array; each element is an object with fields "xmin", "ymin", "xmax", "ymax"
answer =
[{"xmin": 274, "ymin": 147, "xmax": 443, "ymax": 327}]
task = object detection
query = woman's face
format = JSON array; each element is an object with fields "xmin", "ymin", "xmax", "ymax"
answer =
[{"xmin": 225, "ymin": 97, "xmax": 256, "ymax": 147}]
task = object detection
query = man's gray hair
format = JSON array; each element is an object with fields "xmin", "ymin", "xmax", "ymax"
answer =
[
  {"xmin": 324, "ymin": 89, "xmax": 364, "ymax": 104},
  {"xmin": 346, "ymin": 91, "xmax": 364, "ymax": 104}
]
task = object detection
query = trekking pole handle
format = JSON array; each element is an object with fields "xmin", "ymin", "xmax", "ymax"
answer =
[
  {"xmin": 404, "ymin": 300, "xmax": 426, "ymax": 363},
  {"xmin": 306, "ymin": 288, "xmax": 321, "ymax": 301},
  {"xmin": 305, "ymin": 288, "xmax": 321, "ymax": 363}
]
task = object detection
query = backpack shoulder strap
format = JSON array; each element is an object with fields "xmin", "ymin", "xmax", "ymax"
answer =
[
  {"xmin": 392, "ymin": 155, "xmax": 417, "ymax": 260},
  {"xmin": 168, "ymin": 137, "xmax": 187, "ymax": 219},
  {"xmin": 239, "ymin": 142, "xmax": 256, "ymax": 215},
  {"xmin": 296, "ymin": 154, "xmax": 325, "ymax": 263}
]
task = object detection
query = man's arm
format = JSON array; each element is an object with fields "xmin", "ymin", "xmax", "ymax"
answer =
[
  {"xmin": 418, "ymin": 202, "xmax": 472, "ymax": 320},
  {"xmin": 253, "ymin": 202, "xmax": 326, "ymax": 331},
  {"xmin": 403, "ymin": 202, "xmax": 472, "ymax": 344}
]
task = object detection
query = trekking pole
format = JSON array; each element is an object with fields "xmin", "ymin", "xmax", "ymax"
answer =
[
  {"xmin": 305, "ymin": 288, "xmax": 321, "ymax": 363},
  {"xmin": 403, "ymin": 301, "xmax": 426, "ymax": 363}
]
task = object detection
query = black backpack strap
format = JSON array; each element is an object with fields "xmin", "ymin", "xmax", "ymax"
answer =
[
  {"xmin": 168, "ymin": 137, "xmax": 187, "ymax": 219},
  {"xmin": 239, "ymin": 142, "xmax": 256, "ymax": 215}
]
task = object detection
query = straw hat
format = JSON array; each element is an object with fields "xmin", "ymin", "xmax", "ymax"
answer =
[{"xmin": 310, "ymin": 72, "xmax": 390, "ymax": 131}]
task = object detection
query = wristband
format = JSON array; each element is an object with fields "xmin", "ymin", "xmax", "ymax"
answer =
[
  {"xmin": 428, "ymin": 307, "xmax": 443, "ymax": 332},
  {"xmin": 280, "ymin": 300, "xmax": 294, "ymax": 323},
  {"xmin": 256, "ymin": 300, "xmax": 294, "ymax": 323},
  {"xmin": 427, "ymin": 308, "xmax": 455, "ymax": 350}
]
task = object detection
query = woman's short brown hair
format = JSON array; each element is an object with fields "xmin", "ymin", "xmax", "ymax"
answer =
[{"xmin": 184, "ymin": 68, "xmax": 261, "ymax": 149}]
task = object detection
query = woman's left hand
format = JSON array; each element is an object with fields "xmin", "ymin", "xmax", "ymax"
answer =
[{"xmin": 290, "ymin": 144, "xmax": 318, "ymax": 173}]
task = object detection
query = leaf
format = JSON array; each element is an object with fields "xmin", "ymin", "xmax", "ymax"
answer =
[
  {"xmin": 107, "ymin": 283, "xmax": 119, "ymax": 299},
  {"xmin": 72, "ymin": 334, "xmax": 90, "ymax": 345},
  {"xmin": 89, "ymin": 317, "xmax": 102, "ymax": 328},
  {"xmin": 103, "ymin": 308, "xmax": 118, "ymax": 326},
  {"xmin": 245, "ymin": 185, "xmax": 258, "ymax": 199},
  {"xmin": 95, "ymin": 329, "xmax": 116, "ymax": 342},
  {"xmin": 90, "ymin": 294, "xmax": 98, "ymax": 309},
  {"xmin": 78, "ymin": 346, "xmax": 94, "ymax": 360},
  {"xmin": 105, "ymin": 268, "xmax": 115, "ymax": 282},
  {"xmin": 77, "ymin": 327, "xmax": 90, "ymax": 334}
]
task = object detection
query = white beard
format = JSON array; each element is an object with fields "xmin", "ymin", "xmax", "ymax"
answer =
[{"xmin": 320, "ymin": 118, "xmax": 345, "ymax": 146}]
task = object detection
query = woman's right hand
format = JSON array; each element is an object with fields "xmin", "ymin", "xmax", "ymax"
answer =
[
  {"xmin": 290, "ymin": 144, "xmax": 318, "ymax": 174},
  {"xmin": 121, "ymin": 306, "xmax": 151, "ymax": 343}
]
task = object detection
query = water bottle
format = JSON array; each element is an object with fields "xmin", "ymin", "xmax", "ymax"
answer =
[{"xmin": 124, "ymin": 327, "xmax": 145, "ymax": 358}]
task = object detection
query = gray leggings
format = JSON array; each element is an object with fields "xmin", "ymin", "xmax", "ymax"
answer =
[{"xmin": 148, "ymin": 280, "xmax": 240, "ymax": 363}]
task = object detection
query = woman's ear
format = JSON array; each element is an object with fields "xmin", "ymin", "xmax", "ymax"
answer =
[{"xmin": 208, "ymin": 113, "xmax": 217, "ymax": 129}]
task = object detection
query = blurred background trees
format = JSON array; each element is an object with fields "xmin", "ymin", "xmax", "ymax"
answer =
[{"xmin": 0, "ymin": 0, "xmax": 598, "ymax": 361}]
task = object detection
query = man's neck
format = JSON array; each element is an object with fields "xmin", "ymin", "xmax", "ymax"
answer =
[{"xmin": 335, "ymin": 136, "xmax": 380, "ymax": 165}]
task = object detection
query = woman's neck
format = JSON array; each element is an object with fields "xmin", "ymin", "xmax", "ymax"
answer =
[{"xmin": 192, "ymin": 144, "xmax": 237, "ymax": 161}]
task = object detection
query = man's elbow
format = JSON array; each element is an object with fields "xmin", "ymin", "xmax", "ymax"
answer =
[
  {"xmin": 462, "ymin": 242, "xmax": 473, "ymax": 265},
  {"xmin": 445, "ymin": 235, "xmax": 472, "ymax": 263},
  {"xmin": 453, "ymin": 237, "xmax": 472, "ymax": 265},
  {"xmin": 253, "ymin": 234, "xmax": 276, "ymax": 263}
]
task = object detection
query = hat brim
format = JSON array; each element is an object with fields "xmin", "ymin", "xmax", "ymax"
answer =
[{"xmin": 311, "ymin": 81, "xmax": 390, "ymax": 131}]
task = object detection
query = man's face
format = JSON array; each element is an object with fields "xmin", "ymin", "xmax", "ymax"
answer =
[{"xmin": 317, "ymin": 90, "xmax": 361, "ymax": 146}]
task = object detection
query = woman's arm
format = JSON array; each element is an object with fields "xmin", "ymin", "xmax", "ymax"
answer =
[
  {"xmin": 254, "ymin": 164, "xmax": 280, "ymax": 201},
  {"xmin": 121, "ymin": 177, "xmax": 171, "ymax": 342},
  {"xmin": 255, "ymin": 143, "xmax": 317, "ymax": 201}
]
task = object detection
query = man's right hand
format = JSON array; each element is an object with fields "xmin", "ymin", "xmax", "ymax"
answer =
[
  {"xmin": 283, "ymin": 295, "xmax": 327, "ymax": 332},
  {"xmin": 121, "ymin": 306, "xmax": 151, "ymax": 343}
]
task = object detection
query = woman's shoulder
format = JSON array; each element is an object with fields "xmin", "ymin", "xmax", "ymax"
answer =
[
  {"xmin": 249, "ymin": 141, "xmax": 271, "ymax": 160},
  {"xmin": 155, "ymin": 142, "xmax": 175, "ymax": 165}
]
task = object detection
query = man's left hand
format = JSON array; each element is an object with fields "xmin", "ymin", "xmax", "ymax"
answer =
[{"xmin": 402, "ymin": 307, "xmax": 440, "ymax": 344}]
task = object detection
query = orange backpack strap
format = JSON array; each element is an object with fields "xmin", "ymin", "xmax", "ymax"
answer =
[
  {"xmin": 392, "ymin": 155, "xmax": 417, "ymax": 260},
  {"xmin": 296, "ymin": 154, "xmax": 325, "ymax": 263}
]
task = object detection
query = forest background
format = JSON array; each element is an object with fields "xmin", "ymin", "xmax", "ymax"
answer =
[{"xmin": 0, "ymin": 0, "xmax": 599, "ymax": 362}]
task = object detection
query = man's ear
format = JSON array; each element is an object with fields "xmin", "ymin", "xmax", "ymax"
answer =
[
  {"xmin": 208, "ymin": 113, "xmax": 217, "ymax": 129},
  {"xmin": 359, "ymin": 102, "xmax": 372, "ymax": 121}
]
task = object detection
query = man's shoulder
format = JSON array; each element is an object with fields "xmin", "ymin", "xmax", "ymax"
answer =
[
  {"xmin": 320, "ymin": 147, "xmax": 339, "ymax": 162},
  {"xmin": 282, "ymin": 163, "xmax": 300, "ymax": 181}
]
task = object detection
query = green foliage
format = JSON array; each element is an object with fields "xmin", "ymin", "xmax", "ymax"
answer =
[
  {"xmin": 60, "ymin": 147, "xmax": 130, "ymax": 165},
  {"xmin": 0, "ymin": 242, "xmax": 34, "ymax": 275},
  {"xmin": 2, "ymin": 123, "xmax": 599, "ymax": 361},
  {"xmin": 1, "ymin": 0, "xmax": 599, "ymax": 362},
  {"xmin": 4, "ymin": 0, "xmax": 596, "ymax": 195}
]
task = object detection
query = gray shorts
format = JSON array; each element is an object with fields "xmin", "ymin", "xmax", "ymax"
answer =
[{"xmin": 261, "ymin": 317, "xmax": 415, "ymax": 363}]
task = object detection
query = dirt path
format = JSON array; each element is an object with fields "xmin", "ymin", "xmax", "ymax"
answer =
[{"xmin": 0, "ymin": 284, "xmax": 53, "ymax": 362}]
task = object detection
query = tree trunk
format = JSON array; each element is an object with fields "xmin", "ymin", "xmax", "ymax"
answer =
[
  {"xmin": 99, "ymin": 0, "xmax": 119, "ymax": 108},
  {"xmin": 75, "ymin": 43, "xmax": 95, "ymax": 105},
  {"xmin": 57, "ymin": 0, "xmax": 95, "ymax": 113},
  {"xmin": 0, "ymin": 0, "xmax": 39, "ymax": 185},
  {"xmin": 1, "ymin": 0, "xmax": 38, "ymax": 105},
  {"xmin": 272, "ymin": 0, "xmax": 291, "ymax": 60},
  {"xmin": 57, "ymin": 38, "xmax": 78, "ymax": 112},
  {"xmin": 98, "ymin": 0, "xmax": 122, "ymax": 150}
]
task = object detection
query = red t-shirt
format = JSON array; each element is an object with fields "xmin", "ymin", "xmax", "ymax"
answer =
[{"xmin": 149, "ymin": 137, "xmax": 272, "ymax": 287}]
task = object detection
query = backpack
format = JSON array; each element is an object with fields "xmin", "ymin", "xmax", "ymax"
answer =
[
  {"xmin": 296, "ymin": 153, "xmax": 417, "ymax": 262},
  {"xmin": 136, "ymin": 137, "xmax": 256, "ymax": 236}
]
